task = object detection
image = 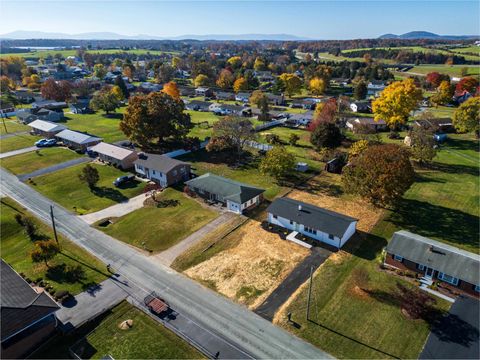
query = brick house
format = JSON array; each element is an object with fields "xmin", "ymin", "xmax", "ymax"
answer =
[
  {"xmin": 1, "ymin": 260, "xmax": 59, "ymax": 359},
  {"xmin": 385, "ymin": 231, "xmax": 480, "ymax": 298},
  {"xmin": 134, "ymin": 153, "xmax": 190, "ymax": 187}
]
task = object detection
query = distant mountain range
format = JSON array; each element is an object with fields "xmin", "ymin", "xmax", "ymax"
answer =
[
  {"xmin": 379, "ymin": 31, "xmax": 478, "ymax": 40},
  {"xmin": 0, "ymin": 30, "xmax": 311, "ymax": 41}
]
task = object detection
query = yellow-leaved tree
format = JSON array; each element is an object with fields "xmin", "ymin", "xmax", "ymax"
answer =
[
  {"xmin": 372, "ymin": 78, "xmax": 423, "ymax": 129},
  {"xmin": 309, "ymin": 77, "xmax": 326, "ymax": 96},
  {"xmin": 162, "ymin": 81, "xmax": 180, "ymax": 100}
]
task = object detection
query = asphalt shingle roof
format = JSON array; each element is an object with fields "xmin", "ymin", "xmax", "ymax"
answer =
[
  {"xmin": 266, "ymin": 197, "xmax": 358, "ymax": 238},
  {"xmin": 185, "ymin": 173, "xmax": 264, "ymax": 204},
  {"xmin": 1, "ymin": 260, "xmax": 59, "ymax": 340},
  {"xmin": 386, "ymin": 231, "xmax": 480, "ymax": 285},
  {"xmin": 134, "ymin": 153, "xmax": 189, "ymax": 173},
  {"xmin": 89, "ymin": 142, "xmax": 136, "ymax": 161}
]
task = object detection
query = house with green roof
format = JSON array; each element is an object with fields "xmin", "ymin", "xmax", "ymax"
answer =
[{"xmin": 185, "ymin": 173, "xmax": 265, "ymax": 214}]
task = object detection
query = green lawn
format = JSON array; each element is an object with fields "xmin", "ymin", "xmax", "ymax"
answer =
[
  {"xmin": 32, "ymin": 301, "xmax": 202, "ymax": 359},
  {"xmin": 0, "ymin": 133, "xmax": 41, "ymax": 153},
  {"xmin": 63, "ymin": 111, "xmax": 126, "ymax": 143},
  {"xmin": 390, "ymin": 133, "xmax": 479, "ymax": 253},
  {"xmin": 0, "ymin": 119, "xmax": 29, "ymax": 135},
  {"xmin": 187, "ymin": 110, "xmax": 220, "ymax": 140},
  {"xmin": 178, "ymin": 149, "xmax": 289, "ymax": 200},
  {"xmin": 280, "ymin": 220, "xmax": 451, "ymax": 359},
  {"xmin": 0, "ymin": 197, "xmax": 107, "ymax": 295},
  {"xmin": 1, "ymin": 147, "xmax": 82, "ymax": 175},
  {"xmin": 97, "ymin": 188, "xmax": 219, "ymax": 252},
  {"xmin": 31, "ymin": 163, "xmax": 146, "ymax": 214}
]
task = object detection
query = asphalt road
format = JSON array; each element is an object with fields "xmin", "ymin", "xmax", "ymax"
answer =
[
  {"xmin": 18, "ymin": 156, "xmax": 91, "ymax": 181},
  {"xmin": 0, "ymin": 168, "xmax": 331, "ymax": 359}
]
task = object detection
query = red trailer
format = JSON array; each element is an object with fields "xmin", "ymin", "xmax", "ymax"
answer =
[{"xmin": 144, "ymin": 292, "xmax": 169, "ymax": 315}]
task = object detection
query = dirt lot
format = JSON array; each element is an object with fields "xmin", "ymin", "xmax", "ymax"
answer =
[{"xmin": 184, "ymin": 220, "xmax": 309, "ymax": 309}]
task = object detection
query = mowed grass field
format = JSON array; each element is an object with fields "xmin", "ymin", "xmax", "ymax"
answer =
[
  {"xmin": 0, "ymin": 147, "xmax": 82, "ymax": 175},
  {"xmin": 31, "ymin": 163, "xmax": 145, "ymax": 214},
  {"xmin": 0, "ymin": 119, "xmax": 29, "ymax": 135},
  {"xmin": 407, "ymin": 64, "xmax": 480, "ymax": 77},
  {"xmin": 32, "ymin": 301, "xmax": 202, "ymax": 360},
  {"xmin": 0, "ymin": 197, "xmax": 107, "ymax": 295},
  {"xmin": 187, "ymin": 110, "xmax": 220, "ymax": 140},
  {"xmin": 0, "ymin": 133, "xmax": 41, "ymax": 153},
  {"xmin": 63, "ymin": 111, "xmax": 126, "ymax": 143},
  {"xmin": 97, "ymin": 187, "xmax": 218, "ymax": 252}
]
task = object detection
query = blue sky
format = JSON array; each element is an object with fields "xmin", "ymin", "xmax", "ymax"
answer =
[{"xmin": 1, "ymin": 1, "xmax": 479, "ymax": 39}]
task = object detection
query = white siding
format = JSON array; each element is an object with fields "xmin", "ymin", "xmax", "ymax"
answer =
[
  {"xmin": 340, "ymin": 221, "xmax": 357, "ymax": 247},
  {"xmin": 227, "ymin": 200, "xmax": 242, "ymax": 214},
  {"xmin": 267, "ymin": 212, "xmax": 356, "ymax": 249}
]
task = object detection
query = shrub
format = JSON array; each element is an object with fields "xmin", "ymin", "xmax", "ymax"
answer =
[{"xmin": 388, "ymin": 131, "xmax": 400, "ymax": 139}]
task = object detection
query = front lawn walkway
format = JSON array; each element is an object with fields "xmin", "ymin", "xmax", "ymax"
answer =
[{"xmin": 97, "ymin": 188, "xmax": 219, "ymax": 253}]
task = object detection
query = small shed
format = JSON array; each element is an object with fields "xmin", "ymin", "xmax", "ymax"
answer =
[
  {"xmin": 325, "ymin": 158, "xmax": 344, "ymax": 174},
  {"xmin": 295, "ymin": 162, "xmax": 309, "ymax": 172}
]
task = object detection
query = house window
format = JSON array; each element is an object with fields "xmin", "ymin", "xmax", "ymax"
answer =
[
  {"xmin": 152, "ymin": 170, "xmax": 156, "ymax": 175},
  {"xmin": 290, "ymin": 220, "xmax": 294, "ymax": 225},
  {"xmin": 173, "ymin": 170, "xmax": 177, "ymax": 176},
  {"xmin": 394, "ymin": 254, "xmax": 403, "ymax": 262},
  {"xmin": 474, "ymin": 285, "xmax": 480, "ymax": 293},
  {"xmin": 304, "ymin": 226, "xmax": 317, "ymax": 235},
  {"xmin": 438, "ymin": 272, "xmax": 459, "ymax": 286},
  {"xmin": 272, "ymin": 214, "xmax": 278, "ymax": 219},
  {"xmin": 328, "ymin": 234, "xmax": 334, "ymax": 240},
  {"xmin": 417, "ymin": 264, "xmax": 425, "ymax": 271}
]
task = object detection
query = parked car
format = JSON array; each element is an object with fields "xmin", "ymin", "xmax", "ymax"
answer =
[
  {"xmin": 113, "ymin": 174, "xmax": 136, "ymax": 187},
  {"xmin": 35, "ymin": 138, "xmax": 57, "ymax": 147}
]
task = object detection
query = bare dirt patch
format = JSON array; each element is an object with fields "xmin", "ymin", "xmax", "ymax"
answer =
[
  {"xmin": 287, "ymin": 190, "xmax": 383, "ymax": 233},
  {"xmin": 184, "ymin": 220, "xmax": 309, "ymax": 309}
]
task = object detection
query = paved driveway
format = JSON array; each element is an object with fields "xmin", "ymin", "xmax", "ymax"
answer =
[
  {"xmin": 0, "ymin": 146, "xmax": 38, "ymax": 159},
  {"xmin": 255, "ymin": 246, "xmax": 332, "ymax": 321},
  {"xmin": 154, "ymin": 212, "xmax": 238, "ymax": 266},
  {"xmin": 79, "ymin": 192, "xmax": 148, "ymax": 224},
  {"xmin": 56, "ymin": 278, "xmax": 128, "ymax": 330},
  {"xmin": 0, "ymin": 168, "xmax": 331, "ymax": 359},
  {"xmin": 18, "ymin": 157, "xmax": 91, "ymax": 181},
  {"xmin": 420, "ymin": 296, "xmax": 480, "ymax": 359}
]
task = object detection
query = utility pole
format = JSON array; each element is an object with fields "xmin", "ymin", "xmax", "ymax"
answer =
[
  {"xmin": 50, "ymin": 205, "xmax": 59, "ymax": 246},
  {"xmin": 2, "ymin": 116, "xmax": 7, "ymax": 134},
  {"xmin": 306, "ymin": 265, "xmax": 314, "ymax": 322}
]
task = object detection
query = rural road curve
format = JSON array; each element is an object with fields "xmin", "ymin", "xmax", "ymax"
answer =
[{"xmin": 0, "ymin": 168, "xmax": 332, "ymax": 359}]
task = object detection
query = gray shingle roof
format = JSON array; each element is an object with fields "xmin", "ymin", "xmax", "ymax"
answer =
[
  {"xmin": 1, "ymin": 260, "xmax": 59, "ymax": 340},
  {"xmin": 55, "ymin": 129, "xmax": 102, "ymax": 145},
  {"xmin": 185, "ymin": 173, "xmax": 264, "ymax": 204},
  {"xmin": 267, "ymin": 197, "xmax": 358, "ymax": 238},
  {"xmin": 386, "ymin": 231, "xmax": 480, "ymax": 285},
  {"xmin": 134, "ymin": 153, "xmax": 189, "ymax": 173}
]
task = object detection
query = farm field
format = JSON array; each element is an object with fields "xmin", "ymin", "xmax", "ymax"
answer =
[
  {"xmin": 32, "ymin": 301, "xmax": 202, "ymax": 359},
  {"xmin": 0, "ymin": 48, "xmax": 179, "ymax": 58},
  {"xmin": 97, "ymin": 187, "xmax": 219, "ymax": 253},
  {"xmin": 406, "ymin": 64, "xmax": 480, "ymax": 77},
  {"xmin": 0, "ymin": 197, "xmax": 107, "ymax": 295},
  {"xmin": 0, "ymin": 133, "xmax": 41, "ymax": 153},
  {"xmin": 31, "ymin": 163, "xmax": 146, "ymax": 214},
  {"xmin": 0, "ymin": 147, "xmax": 82, "ymax": 175}
]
